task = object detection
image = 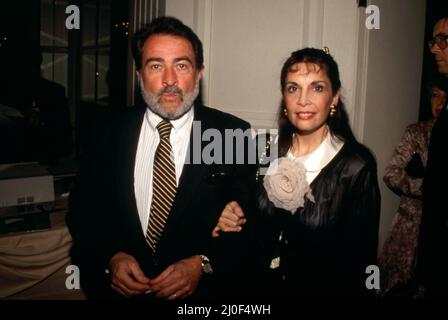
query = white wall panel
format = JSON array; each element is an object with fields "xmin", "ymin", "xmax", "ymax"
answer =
[{"xmin": 165, "ymin": 0, "xmax": 427, "ymax": 250}]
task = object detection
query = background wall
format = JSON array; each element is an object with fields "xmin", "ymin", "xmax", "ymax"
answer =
[
  {"xmin": 166, "ymin": 0, "xmax": 360, "ymax": 129},
  {"xmin": 361, "ymin": 0, "xmax": 426, "ymax": 251},
  {"xmin": 165, "ymin": 0, "xmax": 427, "ymax": 251}
]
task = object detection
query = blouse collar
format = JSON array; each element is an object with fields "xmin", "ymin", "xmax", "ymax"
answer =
[{"xmin": 287, "ymin": 130, "xmax": 344, "ymax": 173}]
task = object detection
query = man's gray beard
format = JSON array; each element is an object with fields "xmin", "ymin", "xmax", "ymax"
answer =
[{"xmin": 138, "ymin": 75, "xmax": 200, "ymax": 120}]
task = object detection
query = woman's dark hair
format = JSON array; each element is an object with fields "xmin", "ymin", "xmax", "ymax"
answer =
[
  {"xmin": 427, "ymin": 75, "xmax": 448, "ymax": 99},
  {"xmin": 132, "ymin": 16, "xmax": 204, "ymax": 70},
  {"xmin": 277, "ymin": 48, "xmax": 356, "ymax": 156}
]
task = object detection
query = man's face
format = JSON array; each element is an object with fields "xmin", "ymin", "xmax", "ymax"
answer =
[
  {"xmin": 431, "ymin": 18, "xmax": 448, "ymax": 75},
  {"xmin": 137, "ymin": 34, "xmax": 204, "ymax": 119}
]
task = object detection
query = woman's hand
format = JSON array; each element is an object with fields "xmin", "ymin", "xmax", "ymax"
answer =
[{"xmin": 212, "ymin": 201, "xmax": 247, "ymax": 238}]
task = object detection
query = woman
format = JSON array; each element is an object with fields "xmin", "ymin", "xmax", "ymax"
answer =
[
  {"xmin": 378, "ymin": 76, "xmax": 448, "ymax": 298},
  {"xmin": 213, "ymin": 48, "xmax": 381, "ymax": 299}
]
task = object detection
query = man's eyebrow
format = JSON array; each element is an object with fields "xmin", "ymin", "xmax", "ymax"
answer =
[
  {"xmin": 435, "ymin": 32, "xmax": 448, "ymax": 37},
  {"xmin": 173, "ymin": 56, "xmax": 194, "ymax": 65},
  {"xmin": 144, "ymin": 57, "xmax": 163, "ymax": 66},
  {"xmin": 143, "ymin": 56, "xmax": 195, "ymax": 67}
]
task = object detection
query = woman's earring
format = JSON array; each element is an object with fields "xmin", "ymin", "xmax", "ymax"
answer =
[
  {"xmin": 330, "ymin": 104, "xmax": 337, "ymax": 117},
  {"xmin": 283, "ymin": 108, "xmax": 288, "ymax": 116}
]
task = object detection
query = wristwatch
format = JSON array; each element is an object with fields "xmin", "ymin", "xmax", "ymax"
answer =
[{"xmin": 200, "ymin": 255, "xmax": 213, "ymax": 274}]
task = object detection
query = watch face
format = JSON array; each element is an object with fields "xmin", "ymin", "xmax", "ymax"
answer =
[
  {"xmin": 203, "ymin": 262, "xmax": 213, "ymax": 274},
  {"xmin": 201, "ymin": 255, "xmax": 213, "ymax": 274}
]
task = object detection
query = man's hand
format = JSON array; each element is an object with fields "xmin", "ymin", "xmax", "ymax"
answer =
[
  {"xmin": 212, "ymin": 201, "xmax": 246, "ymax": 237},
  {"xmin": 109, "ymin": 251, "xmax": 151, "ymax": 297},
  {"xmin": 149, "ymin": 255, "xmax": 203, "ymax": 300}
]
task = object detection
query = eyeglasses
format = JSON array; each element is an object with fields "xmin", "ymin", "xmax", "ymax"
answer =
[{"xmin": 428, "ymin": 34, "xmax": 448, "ymax": 50}]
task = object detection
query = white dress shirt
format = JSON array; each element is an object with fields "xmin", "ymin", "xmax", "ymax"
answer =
[
  {"xmin": 134, "ymin": 107, "xmax": 194, "ymax": 233},
  {"xmin": 287, "ymin": 131, "xmax": 344, "ymax": 184}
]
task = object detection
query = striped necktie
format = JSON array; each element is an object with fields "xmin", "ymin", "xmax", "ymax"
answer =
[{"xmin": 146, "ymin": 120, "xmax": 177, "ymax": 251}]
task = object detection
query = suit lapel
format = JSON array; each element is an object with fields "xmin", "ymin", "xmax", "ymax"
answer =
[{"xmin": 116, "ymin": 106, "xmax": 147, "ymax": 241}]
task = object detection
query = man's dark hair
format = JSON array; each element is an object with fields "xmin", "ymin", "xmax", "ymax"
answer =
[{"xmin": 132, "ymin": 16, "xmax": 204, "ymax": 70}]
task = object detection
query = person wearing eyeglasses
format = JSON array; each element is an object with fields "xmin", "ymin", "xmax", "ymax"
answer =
[
  {"xmin": 417, "ymin": 16, "xmax": 448, "ymax": 299},
  {"xmin": 428, "ymin": 20, "xmax": 448, "ymax": 75}
]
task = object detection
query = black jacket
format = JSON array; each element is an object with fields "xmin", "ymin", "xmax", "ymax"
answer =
[
  {"xmin": 418, "ymin": 105, "xmax": 448, "ymax": 297},
  {"xmin": 253, "ymin": 138, "xmax": 381, "ymax": 299},
  {"xmin": 67, "ymin": 104, "xmax": 257, "ymax": 299}
]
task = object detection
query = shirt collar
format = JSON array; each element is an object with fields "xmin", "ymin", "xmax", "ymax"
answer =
[
  {"xmin": 145, "ymin": 106, "xmax": 195, "ymax": 132},
  {"xmin": 287, "ymin": 130, "xmax": 344, "ymax": 173}
]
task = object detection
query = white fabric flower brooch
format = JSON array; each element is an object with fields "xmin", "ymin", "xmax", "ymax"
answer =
[{"xmin": 263, "ymin": 157, "xmax": 315, "ymax": 214}]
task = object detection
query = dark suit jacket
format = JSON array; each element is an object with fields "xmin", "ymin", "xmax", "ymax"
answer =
[
  {"xmin": 418, "ymin": 105, "xmax": 448, "ymax": 296},
  {"xmin": 67, "ymin": 104, "xmax": 257, "ymax": 299}
]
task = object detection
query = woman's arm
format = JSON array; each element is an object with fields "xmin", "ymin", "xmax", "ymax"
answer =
[{"xmin": 383, "ymin": 125, "xmax": 424, "ymax": 198}]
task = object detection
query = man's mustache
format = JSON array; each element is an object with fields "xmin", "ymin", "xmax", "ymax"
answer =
[{"xmin": 157, "ymin": 85, "xmax": 183, "ymax": 97}]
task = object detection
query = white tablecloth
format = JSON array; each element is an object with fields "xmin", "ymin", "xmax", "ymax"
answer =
[{"xmin": 0, "ymin": 212, "xmax": 86, "ymax": 299}]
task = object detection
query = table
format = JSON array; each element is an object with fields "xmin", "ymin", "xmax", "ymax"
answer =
[{"xmin": 0, "ymin": 206, "xmax": 86, "ymax": 300}]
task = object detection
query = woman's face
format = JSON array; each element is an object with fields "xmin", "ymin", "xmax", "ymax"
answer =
[
  {"xmin": 283, "ymin": 62, "xmax": 339, "ymax": 135},
  {"xmin": 431, "ymin": 86, "xmax": 447, "ymax": 119}
]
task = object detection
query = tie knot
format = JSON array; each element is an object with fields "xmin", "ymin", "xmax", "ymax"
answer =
[{"xmin": 156, "ymin": 120, "xmax": 172, "ymax": 139}]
